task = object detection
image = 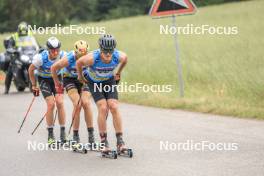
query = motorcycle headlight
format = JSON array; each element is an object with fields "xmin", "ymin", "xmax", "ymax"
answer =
[{"xmin": 21, "ymin": 55, "xmax": 30, "ymax": 63}]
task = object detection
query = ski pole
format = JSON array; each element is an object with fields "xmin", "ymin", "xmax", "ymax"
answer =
[
  {"xmin": 68, "ymin": 96, "xmax": 82, "ymax": 136},
  {"xmin": 18, "ymin": 96, "xmax": 36, "ymax": 133},
  {"xmin": 31, "ymin": 112, "xmax": 47, "ymax": 135}
]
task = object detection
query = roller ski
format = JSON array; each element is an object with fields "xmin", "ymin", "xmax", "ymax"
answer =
[
  {"xmin": 100, "ymin": 138, "xmax": 117, "ymax": 159},
  {"xmin": 101, "ymin": 147, "xmax": 117, "ymax": 159},
  {"xmin": 117, "ymin": 144, "xmax": 133, "ymax": 158},
  {"xmin": 71, "ymin": 142, "xmax": 87, "ymax": 154},
  {"xmin": 116, "ymin": 133, "xmax": 133, "ymax": 158},
  {"xmin": 70, "ymin": 131, "xmax": 87, "ymax": 154}
]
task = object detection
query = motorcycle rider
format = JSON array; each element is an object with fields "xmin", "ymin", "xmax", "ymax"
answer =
[{"xmin": 3, "ymin": 21, "xmax": 38, "ymax": 94}]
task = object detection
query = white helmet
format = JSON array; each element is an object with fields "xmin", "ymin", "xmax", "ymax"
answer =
[{"xmin": 46, "ymin": 37, "xmax": 61, "ymax": 49}]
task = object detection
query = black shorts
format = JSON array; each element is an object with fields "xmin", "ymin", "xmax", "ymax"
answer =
[
  {"xmin": 86, "ymin": 77, "xmax": 118, "ymax": 103},
  {"xmin": 38, "ymin": 76, "xmax": 57, "ymax": 99},
  {"xmin": 63, "ymin": 77, "xmax": 90, "ymax": 94}
]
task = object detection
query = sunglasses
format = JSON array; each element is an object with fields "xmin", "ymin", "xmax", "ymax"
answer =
[
  {"xmin": 49, "ymin": 48, "xmax": 60, "ymax": 54},
  {"xmin": 101, "ymin": 49, "xmax": 114, "ymax": 54}
]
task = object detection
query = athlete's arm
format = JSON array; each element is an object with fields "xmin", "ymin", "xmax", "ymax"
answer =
[
  {"xmin": 51, "ymin": 56, "xmax": 69, "ymax": 86},
  {"xmin": 28, "ymin": 64, "xmax": 37, "ymax": 87},
  {"xmin": 29, "ymin": 54, "xmax": 42, "ymax": 88},
  {"xmin": 76, "ymin": 53, "xmax": 94, "ymax": 82},
  {"xmin": 116, "ymin": 51, "xmax": 128, "ymax": 75}
]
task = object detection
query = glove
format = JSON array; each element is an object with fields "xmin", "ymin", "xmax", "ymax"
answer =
[
  {"xmin": 32, "ymin": 87, "xmax": 40, "ymax": 97},
  {"xmin": 55, "ymin": 83, "xmax": 64, "ymax": 94},
  {"xmin": 115, "ymin": 73, "xmax": 121, "ymax": 84}
]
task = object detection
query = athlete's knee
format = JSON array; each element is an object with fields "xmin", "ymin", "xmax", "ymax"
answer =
[
  {"xmin": 98, "ymin": 101, "xmax": 108, "ymax": 115},
  {"xmin": 73, "ymin": 99, "xmax": 80, "ymax": 108},
  {"xmin": 108, "ymin": 100, "xmax": 119, "ymax": 114},
  {"xmin": 46, "ymin": 99, "xmax": 55, "ymax": 110},
  {"xmin": 55, "ymin": 98, "xmax": 64, "ymax": 109},
  {"xmin": 81, "ymin": 99, "xmax": 91, "ymax": 110}
]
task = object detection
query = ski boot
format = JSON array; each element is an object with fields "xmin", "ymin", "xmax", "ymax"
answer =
[
  {"xmin": 59, "ymin": 127, "xmax": 68, "ymax": 146},
  {"xmin": 47, "ymin": 128, "xmax": 57, "ymax": 148},
  {"xmin": 100, "ymin": 133, "xmax": 117, "ymax": 159},
  {"xmin": 87, "ymin": 128, "xmax": 98, "ymax": 151},
  {"xmin": 116, "ymin": 133, "xmax": 133, "ymax": 158},
  {"xmin": 71, "ymin": 130, "xmax": 87, "ymax": 154}
]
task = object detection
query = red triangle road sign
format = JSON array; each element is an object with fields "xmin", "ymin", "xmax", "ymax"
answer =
[{"xmin": 149, "ymin": 0, "xmax": 197, "ymax": 17}]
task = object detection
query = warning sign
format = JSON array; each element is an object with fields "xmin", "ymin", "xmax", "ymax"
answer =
[{"xmin": 149, "ymin": 0, "xmax": 197, "ymax": 17}]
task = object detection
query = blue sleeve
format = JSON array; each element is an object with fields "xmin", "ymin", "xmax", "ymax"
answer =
[
  {"xmin": 60, "ymin": 51, "xmax": 67, "ymax": 59},
  {"xmin": 113, "ymin": 50, "xmax": 120, "ymax": 64},
  {"xmin": 92, "ymin": 50, "xmax": 100, "ymax": 67},
  {"xmin": 66, "ymin": 51, "xmax": 75, "ymax": 66}
]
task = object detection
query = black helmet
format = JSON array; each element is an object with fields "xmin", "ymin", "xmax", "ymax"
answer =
[
  {"xmin": 46, "ymin": 37, "xmax": 61, "ymax": 49},
  {"xmin": 99, "ymin": 34, "xmax": 116, "ymax": 52},
  {"xmin": 17, "ymin": 22, "xmax": 28, "ymax": 36}
]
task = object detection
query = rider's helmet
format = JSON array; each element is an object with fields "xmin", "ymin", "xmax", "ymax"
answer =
[
  {"xmin": 74, "ymin": 40, "xmax": 89, "ymax": 57},
  {"xmin": 46, "ymin": 37, "xmax": 61, "ymax": 50},
  {"xmin": 98, "ymin": 34, "xmax": 116, "ymax": 53},
  {"xmin": 17, "ymin": 22, "xmax": 28, "ymax": 36}
]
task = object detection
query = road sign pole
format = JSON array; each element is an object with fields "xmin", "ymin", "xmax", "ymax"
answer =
[
  {"xmin": 172, "ymin": 15, "xmax": 184, "ymax": 97},
  {"xmin": 149, "ymin": 0, "xmax": 197, "ymax": 97}
]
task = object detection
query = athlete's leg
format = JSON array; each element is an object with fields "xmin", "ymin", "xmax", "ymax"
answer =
[
  {"xmin": 54, "ymin": 93, "xmax": 66, "ymax": 142},
  {"xmin": 45, "ymin": 96, "xmax": 56, "ymax": 143},
  {"xmin": 96, "ymin": 99, "xmax": 109, "ymax": 150},
  {"xmin": 96, "ymin": 99, "xmax": 108, "ymax": 134},
  {"xmin": 87, "ymin": 79, "xmax": 108, "ymax": 149},
  {"xmin": 81, "ymin": 90, "xmax": 95, "ymax": 143},
  {"xmin": 105, "ymin": 78, "xmax": 126, "ymax": 149},
  {"xmin": 107, "ymin": 99, "xmax": 122, "ymax": 133},
  {"xmin": 55, "ymin": 94, "xmax": 66, "ymax": 126},
  {"xmin": 81, "ymin": 91, "xmax": 93, "ymax": 128},
  {"xmin": 45, "ymin": 96, "xmax": 55, "ymax": 127},
  {"xmin": 39, "ymin": 77, "xmax": 57, "ymax": 143},
  {"xmin": 67, "ymin": 89, "xmax": 81, "ymax": 130}
]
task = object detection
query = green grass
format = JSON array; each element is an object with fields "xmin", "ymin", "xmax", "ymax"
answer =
[{"xmin": 1, "ymin": 0, "xmax": 264, "ymax": 119}]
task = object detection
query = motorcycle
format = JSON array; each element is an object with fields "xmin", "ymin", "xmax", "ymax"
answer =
[{"xmin": 6, "ymin": 46, "xmax": 37, "ymax": 92}]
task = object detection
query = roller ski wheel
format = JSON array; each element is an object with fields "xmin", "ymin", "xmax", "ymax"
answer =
[
  {"xmin": 117, "ymin": 145, "xmax": 133, "ymax": 158},
  {"xmin": 100, "ymin": 138, "xmax": 117, "ymax": 159},
  {"xmin": 86, "ymin": 142, "xmax": 100, "ymax": 152},
  {"xmin": 72, "ymin": 143, "xmax": 87, "ymax": 154},
  {"xmin": 101, "ymin": 149, "xmax": 117, "ymax": 159}
]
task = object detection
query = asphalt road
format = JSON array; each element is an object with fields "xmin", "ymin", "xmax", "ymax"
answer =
[{"xmin": 0, "ymin": 88, "xmax": 264, "ymax": 176}]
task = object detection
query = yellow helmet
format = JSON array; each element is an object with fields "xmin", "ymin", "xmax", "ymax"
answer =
[{"xmin": 74, "ymin": 40, "xmax": 89, "ymax": 57}]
